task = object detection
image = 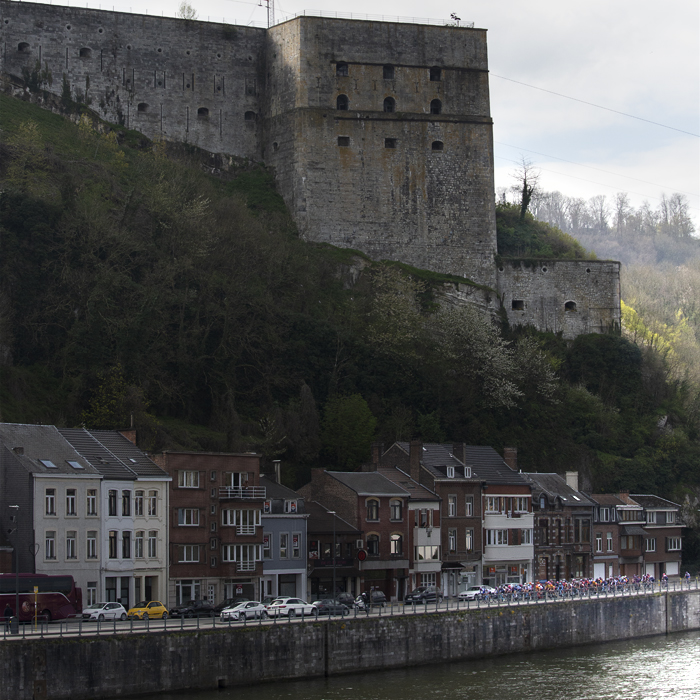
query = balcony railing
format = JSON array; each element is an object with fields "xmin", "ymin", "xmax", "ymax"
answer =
[
  {"xmin": 219, "ymin": 486, "xmax": 266, "ymax": 499},
  {"xmin": 236, "ymin": 525, "xmax": 257, "ymax": 536},
  {"xmin": 237, "ymin": 561, "xmax": 257, "ymax": 572}
]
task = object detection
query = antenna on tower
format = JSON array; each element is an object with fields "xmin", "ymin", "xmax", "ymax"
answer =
[{"xmin": 264, "ymin": 0, "xmax": 275, "ymax": 27}]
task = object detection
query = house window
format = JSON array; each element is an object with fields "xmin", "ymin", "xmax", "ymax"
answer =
[
  {"xmin": 108, "ymin": 490, "xmax": 117, "ymax": 516},
  {"xmin": 66, "ymin": 489, "xmax": 77, "ymax": 516},
  {"xmin": 486, "ymin": 529, "xmax": 508, "ymax": 546},
  {"xmin": 263, "ymin": 533, "xmax": 272, "ymax": 560},
  {"xmin": 108, "ymin": 531, "xmax": 118, "ymax": 559},
  {"xmin": 45, "ymin": 531, "xmax": 56, "ymax": 559},
  {"xmin": 667, "ymin": 537, "xmax": 681, "ymax": 551},
  {"xmin": 134, "ymin": 491, "xmax": 144, "ymax": 516},
  {"xmin": 606, "ymin": 532, "xmax": 613, "ymax": 551},
  {"xmin": 486, "ymin": 497, "xmax": 500, "ymax": 513},
  {"xmin": 224, "ymin": 472, "xmax": 247, "ymax": 488},
  {"xmin": 135, "ymin": 531, "xmax": 144, "ymax": 558},
  {"xmin": 66, "ymin": 531, "xmax": 77, "ymax": 559},
  {"xmin": 179, "ymin": 545, "xmax": 199, "ymax": 562},
  {"xmin": 336, "ymin": 94, "xmax": 349, "ymax": 110},
  {"xmin": 45, "ymin": 489, "xmax": 56, "ymax": 516},
  {"xmin": 178, "ymin": 508, "xmax": 200, "ymax": 526},
  {"xmin": 595, "ymin": 533, "xmax": 603, "ymax": 553},
  {"xmin": 465, "ymin": 528, "xmax": 474, "ymax": 552},
  {"xmin": 210, "ymin": 521, "xmax": 217, "ymax": 532},
  {"xmin": 148, "ymin": 491, "xmax": 158, "ymax": 516},
  {"xmin": 539, "ymin": 495, "xmax": 547, "ymax": 510},
  {"xmin": 366, "ymin": 499, "xmax": 379, "ymax": 521},
  {"xmin": 284, "ymin": 500, "xmax": 297, "ymax": 514},
  {"xmin": 521, "ymin": 529, "xmax": 532, "ymax": 545},
  {"xmin": 600, "ymin": 507, "xmax": 610, "ymax": 522},
  {"xmin": 646, "ymin": 511, "xmax": 656, "ymax": 524},
  {"xmin": 448, "ymin": 529, "xmax": 456, "ymax": 553},
  {"xmin": 178, "ymin": 471, "xmax": 199, "ymax": 488},
  {"xmin": 514, "ymin": 497, "xmax": 529, "ymax": 512},
  {"xmin": 448, "ymin": 495, "xmax": 457, "ymax": 516},
  {"xmin": 415, "ymin": 545, "xmax": 440, "ymax": 560},
  {"xmin": 292, "ymin": 532, "xmax": 301, "ymax": 559},
  {"xmin": 385, "ymin": 138, "xmax": 397, "ymax": 148},
  {"xmin": 447, "ymin": 466, "xmax": 455, "ymax": 478},
  {"xmin": 465, "ymin": 496, "xmax": 474, "ymax": 516},
  {"xmin": 336, "ymin": 62, "xmax": 348, "ymax": 76},
  {"xmin": 122, "ymin": 531, "xmax": 131, "ymax": 558},
  {"xmin": 390, "ymin": 533, "xmax": 403, "ymax": 555},
  {"xmin": 221, "ymin": 544, "xmax": 261, "ymax": 563},
  {"xmin": 148, "ymin": 531, "xmax": 157, "ymax": 558},
  {"xmin": 667, "ymin": 512, "xmax": 675, "ymax": 524},
  {"xmin": 87, "ymin": 489, "xmax": 97, "ymax": 516},
  {"xmin": 87, "ymin": 531, "xmax": 97, "ymax": 559},
  {"xmin": 87, "ymin": 582, "xmax": 97, "ymax": 606},
  {"xmin": 390, "ymin": 499, "xmax": 402, "ymax": 521},
  {"xmin": 429, "ymin": 66, "xmax": 441, "ymax": 81},
  {"xmin": 122, "ymin": 490, "xmax": 131, "ymax": 516},
  {"xmin": 279, "ymin": 533, "xmax": 289, "ymax": 559},
  {"xmin": 430, "ymin": 99, "xmax": 442, "ymax": 115},
  {"xmin": 367, "ymin": 534, "xmax": 379, "ymax": 556},
  {"xmin": 383, "ymin": 97, "xmax": 396, "ymax": 113},
  {"xmin": 646, "ymin": 538, "xmax": 656, "ymax": 552},
  {"xmin": 383, "ymin": 64, "xmax": 394, "ymax": 79}
]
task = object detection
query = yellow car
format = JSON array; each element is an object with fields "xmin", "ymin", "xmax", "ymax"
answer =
[{"xmin": 127, "ymin": 600, "xmax": 169, "ymax": 620}]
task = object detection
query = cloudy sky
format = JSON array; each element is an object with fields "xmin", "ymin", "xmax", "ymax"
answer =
[{"xmin": 30, "ymin": 0, "xmax": 700, "ymax": 229}]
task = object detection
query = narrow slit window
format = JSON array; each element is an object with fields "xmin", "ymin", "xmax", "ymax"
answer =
[
  {"xmin": 336, "ymin": 94, "xmax": 349, "ymax": 110},
  {"xmin": 244, "ymin": 111, "xmax": 256, "ymax": 121},
  {"xmin": 383, "ymin": 97, "xmax": 396, "ymax": 113},
  {"xmin": 430, "ymin": 99, "xmax": 442, "ymax": 115}
]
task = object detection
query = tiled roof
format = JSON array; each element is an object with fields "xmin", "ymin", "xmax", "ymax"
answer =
[
  {"xmin": 588, "ymin": 493, "xmax": 625, "ymax": 506},
  {"xmin": 525, "ymin": 473, "xmax": 594, "ymax": 507},
  {"xmin": 59, "ymin": 429, "xmax": 168, "ymax": 480},
  {"xmin": 305, "ymin": 501, "xmax": 360, "ymax": 535},
  {"xmin": 630, "ymin": 494, "xmax": 681, "ymax": 510},
  {"xmin": 0, "ymin": 423, "xmax": 99, "ymax": 475},
  {"xmin": 395, "ymin": 442, "xmax": 528, "ymax": 485},
  {"xmin": 377, "ymin": 466, "xmax": 439, "ymax": 502},
  {"xmin": 327, "ymin": 471, "xmax": 410, "ymax": 497},
  {"xmin": 260, "ymin": 476, "xmax": 305, "ymax": 502}
]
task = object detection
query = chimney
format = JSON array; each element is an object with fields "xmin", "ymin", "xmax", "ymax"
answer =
[
  {"xmin": 409, "ymin": 438, "xmax": 422, "ymax": 482},
  {"xmin": 503, "ymin": 447, "xmax": 517, "ymax": 471},
  {"xmin": 119, "ymin": 429, "xmax": 137, "ymax": 445},
  {"xmin": 452, "ymin": 443, "xmax": 466, "ymax": 464},
  {"xmin": 366, "ymin": 442, "xmax": 383, "ymax": 472},
  {"xmin": 565, "ymin": 471, "xmax": 579, "ymax": 492},
  {"xmin": 273, "ymin": 460, "xmax": 281, "ymax": 484}
]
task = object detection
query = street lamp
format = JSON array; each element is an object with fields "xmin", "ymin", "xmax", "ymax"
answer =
[
  {"xmin": 328, "ymin": 511, "xmax": 336, "ymax": 598},
  {"xmin": 9, "ymin": 506, "xmax": 19, "ymax": 619}
]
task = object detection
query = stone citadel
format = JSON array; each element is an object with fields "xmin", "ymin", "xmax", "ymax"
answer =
[{"xmin": 0, "ymin": 2, "xmax": 621, "ymax": 338}]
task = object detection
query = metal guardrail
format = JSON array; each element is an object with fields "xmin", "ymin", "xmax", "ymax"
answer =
[
  {"xmin": 1, "ymin": 578, "xmax": 697, "ymax": 641},
  {"xmin": 219, "ymin": 486, "xmax": 266, "ymax": 499}
]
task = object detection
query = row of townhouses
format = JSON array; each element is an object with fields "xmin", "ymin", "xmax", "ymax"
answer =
[{"xmin": 0, "ymin": 424, "xmax": 685, "ymax": 609}]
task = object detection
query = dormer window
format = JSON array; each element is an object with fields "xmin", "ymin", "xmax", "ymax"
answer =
[
  {"xmin": 539, "ymin": 495, "xmax": 546, "ymax": 509},
  {"xmin": 447, "ymin": 466, "xmax": 454, "ymax": 478},
  {"xmin": 464, "ymin": 467, "xmax": 471, "ymax": 478}
]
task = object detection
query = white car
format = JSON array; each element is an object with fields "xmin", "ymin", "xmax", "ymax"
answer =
[
  {"xmin": 266, "ymin": 597, "xmax": 317, "ymax": 618},
  {"xmin": 458, "ymin": 586, "xmax": 497, "ymax": 601},
  {"xmin": 220, "ymin": 601, "xmax": 268, "ymax": 621},
  {"xmin": 82, "ymin": 602, "xmax": 128, "ymax": 621}
]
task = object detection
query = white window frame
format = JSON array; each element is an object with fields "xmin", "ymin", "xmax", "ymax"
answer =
[
  {"xmin": 486, "ymin": 529, "xmax": 508, "ymax": 546},
  {"xmin": 292, "ymin": 532, "xmax": 301, "ymax": 559},
  {"xmin": 390, "ymin": 533, "xmax": 403, "ymax": 555},
  {"xmin": 178, "ymin": 470, "xmax": 200, "ymax": 488},
  {"xmin": 45, "ymin": 489, "xmax": 56, "ymax": 516},
  {"xmin": 134, "ymin": 531, "xmax": 144, "ymax": 558},
  {"xmin": 465, "ymin": 528, "xmax": 474, "ymax": 552},
  {"xmin": 595, "ymin": 533, "xmax": 603, "ymax": 553},
  {"xmin": 646, "ymin": 510, "xmax": 656, "ymax": 524},
  {"xmin": 520, "ymin": 529, "xmax": 532, "ymax": 545},
  {"xmin": 514, "ymin": 497, "xmax": 529, "ymax": 512},
  {"xmin": 148, "ymin": 490, "xmax": 158, "ymax": 516},
  {"xmin": 600, "ymin": 507, "xmax": 610, "ymax": 522},
  {"xmin": 45, "ymin": 531, "xmax": 56, "ymax": 560},
  {"xmin": 66, "ymin": 489, "xmax": 77, "ymax": 516},
  {"xmin": 66, "ymin": 531, "xmax": 77, "ymax": 559},
  {"xmin": 148, "ymin": 531, "xmax": 157, "ymax": 558},
  {"xmin": 178, "ymin": 508, "xmax": 200, "ymax": 526},
  {"xmin": 606, "ymin": 532, "xmax": 614, "ymax": 552},
  {"xmin": 667, "ymin": 537, "xmax": 681, "ymax": 551},
  {"xmin": 446, "ymin": 466, "xmax": 455, "ymax": 478},
  {"xmin": 465, "ymin": 496, "xmax": 474, "ymax": 517},
  {"xmin": 86, "ymin": 489, "xmax": 97, "ymax": 516},
  {"xmin": 667, "ymin": 512, "xmax": 676, "ymax": 524},
  {"xmin": 87, "ymin": 531, "xmax": 98, "ymax": 559},
  {"xmin": 645, "ymin": 538, "xmax": 656, "ymax": 553},
  {"xmin": 279, "ymin": 533, "xmax": 289, "ymax": 559},
  {"xmin": 486, "ymin": 496, "xmax": 500, "ymax": 513},
  {"xmin": 179, "ymin": 544, "xmax": 200, "ymax": 562},
  {"xmin": 448, "ymin": 528, "xmax": 456, "ymax": 553},
  {"xmin": 134, "ymin": 491, "xmax": 144, "ymax": 517},
  {"xmin": 448, "ymin": 495, "xmax": 457, "ymax": 517}
]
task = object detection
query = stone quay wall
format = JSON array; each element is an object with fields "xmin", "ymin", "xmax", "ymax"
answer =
[{"xmin": 1, "ymin": 589, "xmax": 698, "ymax": 700}]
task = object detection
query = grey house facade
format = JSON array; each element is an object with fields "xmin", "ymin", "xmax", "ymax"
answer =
[{"xmin": 259, "ymin": 476, "xmax": 307, "ymax": 600}]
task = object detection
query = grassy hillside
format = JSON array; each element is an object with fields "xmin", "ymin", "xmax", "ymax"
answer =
[{"xmin": 1, "ymin": 94, "xmax": 699, "ymax": 559}]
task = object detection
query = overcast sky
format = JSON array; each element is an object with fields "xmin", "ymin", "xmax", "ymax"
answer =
[{"xmin": 29, "ymin": 0, "xmax": 700, "ymax": 230}]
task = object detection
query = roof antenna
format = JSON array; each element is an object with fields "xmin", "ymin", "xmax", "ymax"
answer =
[{"xmin": 264, "ymin": 0, "xmax": 275, "ymax": 27}]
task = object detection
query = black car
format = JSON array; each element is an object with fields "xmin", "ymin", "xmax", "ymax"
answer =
[
  {"xmin": 358, "ymin": 590, "xmax": 387, "ymax": 608},
  {"xmin": 213, "ymin": 597, "xmax": 249, "ymax": 614},
  {"xmin": 404, "ymin": 586, "xmax": 441, "ymax": 604},
  {"xmin": 336, "ymin": 592, "xmax": 356, "ymax": 608},
  {"xmin": 313, "ymin": 599, "xmax": 349, "ymax": 616},
  {"xmin": 169, "ymin": 599, "xmax": 216, "ymax": 618}
]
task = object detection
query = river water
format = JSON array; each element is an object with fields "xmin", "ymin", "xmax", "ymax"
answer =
[{"xmin": 140, "ymin": 631, "xmax": 699, "ymax": 700}]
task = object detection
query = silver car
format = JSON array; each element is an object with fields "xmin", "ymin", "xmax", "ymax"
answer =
[
  {"xmin": 82, "ymin": 602, "xmax": 128, "ymax": 621},
  {"xmin": 220, "ymin": 601, "xmax": 268, "ymax": 621}
]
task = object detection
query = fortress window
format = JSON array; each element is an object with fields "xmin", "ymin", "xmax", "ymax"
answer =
[
  {"xmin": 336, "ymin": 94, "xmax": 349, "ymax": 110},
  {"xmin": 431, "ymin": 141, "xmax": 444, "ymax": 151},
  {"xmin": 384, "ymin": 138, "xmax": 397, "ymax": 148},
  {"xmin": 244, "ymin": 111, "xmax": 256, "ymax": 121},
  {"xmin": 137, "ymin": 103, "xmax": 149, "ymax": 113},
  {"xmin": 18, "ymin": 42, "xmax": 30, "ymax": 54},
  {"xmin": 336, "ymin": 62, "xmax": 349, "ymax": 77},
  {"xmin": 79, "ymin": 47, "xmax": 92, "ymax": 59},
  {"xmin": 98, "ymin": 28, "xmax": 104, "ymax": 34},
  {"xmin": 429, "ymin": 66, "xmax": 442, "ymax": 81},
  {"xmin": 383, "ymin": 97, "xmax": 396, "ymax": 113},
  {"xmin": 430, "ymin": 99, "xmax": 442, "ymax": 115},
  {"xmin": 337, "ymin": 136, "xmax": 350, "ymax": 147},
  {"xmin": 383, "ymin": 65, "xmax": 394, "ymax": 80},
  {"xmin": 197, "ymin": 107, "xmax": 210, "ymax": 119},
  {"xmin": 512, "ymin": 300, "xmax": 525, "ymax": 311},
  {"xmin": 565, "ymin": 301, "xmax": 577, "ymax": 312},
  {"xmin": 245, "ymin": 78, "xmax": 256, "ymax": 96}
]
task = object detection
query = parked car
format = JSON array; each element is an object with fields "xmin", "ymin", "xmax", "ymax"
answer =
[
  {"xmin": 169, "ymin": 600, "xmax": 216, "ymax": 618},
  {"xmin": 358, "ymin": 591, "xmax": 387, "ymax": 608},
  {"xmin": 82, "ymin": 602, "xmax": 128, "ymax": 621},
  {"xmin": 336, "ymin": 592, "xmax": 356, "ymax": 608},
  {"xmin": 127, "ymin": 600, "xmax": 169, "ymax": 620},
  {"xmin": 213, "ymin": 597, "xmax": 249, "ymax": 614},
  {"xmin": 404, "ymin": 586, "xmax": 442, "ymax": 604},
  {"xmin": 266, "ymin": 597, "xmax": 317, "ymax": 618},
  {"xmin": 220, "ymin": 601, "xmax": 268, "ymax": 621},
  {"xmin": 261, "ymin": 596, "xmax": 277, "ymax": 607},
  {"xmin": 458, "ymin": 586, "xmax": 497, "ymax": 601},
  {"xmin": 312, "ymin": 599, "xmax": 350, "ymax": 616}
]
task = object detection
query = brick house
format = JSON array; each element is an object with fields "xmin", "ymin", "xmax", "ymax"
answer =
[
  {"xmin": 152, "ymin": 451, "xmax": 265, "ymax": 607},
  {"xmin": 631, "ymin": 494, "xmax": 684, "ymax": 579},
  {"xmin": 525, "ymin": 471, "xmax": 594, "ymax": 580},
  {"xmin": 588, "ymin": 493, "xmax": 624, "ymax": 579},
  {"xmin": 298, "ymin": 470, "xmax": 411, "ymax": 601}
]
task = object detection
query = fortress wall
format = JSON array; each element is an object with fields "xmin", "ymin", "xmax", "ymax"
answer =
[
  {"xmin": 1, "ymin": 2, "xmax": 266, "ymax": 156},
  {"xmin": 497, "ymin": 259, "xmax": 622, "ymax": 338}
]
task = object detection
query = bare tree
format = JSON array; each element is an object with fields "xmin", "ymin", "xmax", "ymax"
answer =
[
  {"xmin": 512, "ymin": 157, "xmax": 540, "ymax": 222},
  {"xmin": 176, "ymin": 2, "xmax": 197, "ymax": 20}
]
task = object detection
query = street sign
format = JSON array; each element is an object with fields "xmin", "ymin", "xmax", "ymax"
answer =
[{"xmin": 357, "ymin": 549, "xmax": 367, "ymax": 561}]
